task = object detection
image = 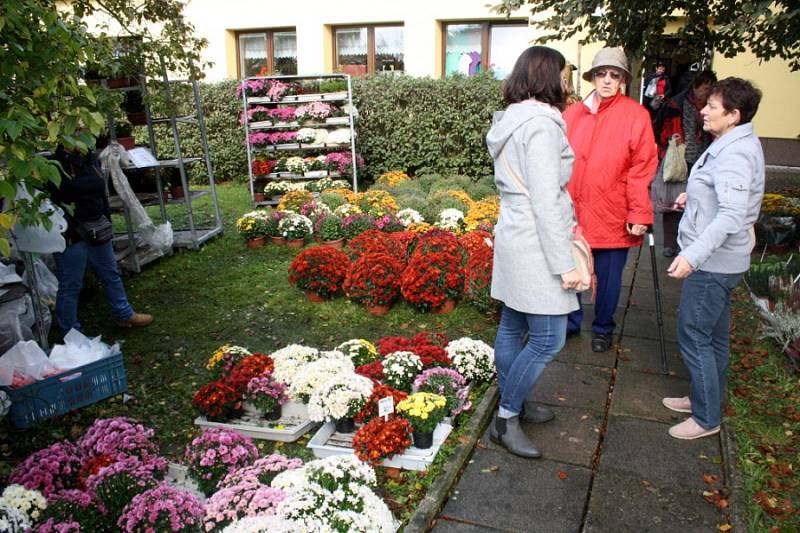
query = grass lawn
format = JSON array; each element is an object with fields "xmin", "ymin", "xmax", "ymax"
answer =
[
  {"xmin": 1, "ymin": 182, "xmax": 498, "ymax": 523},
  {"xmin": 727, "ymin": 292, "xmax": 800, "ymax": 532}
]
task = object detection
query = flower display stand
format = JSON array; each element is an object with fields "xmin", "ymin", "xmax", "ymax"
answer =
[
  {"xmin": 194, "ymin": 401, "xmax": 314, "ymax": 442},
  {"xmin": 307, "ymin": 421, "xmax": 453, "ymax": 471},
  {"xmin": 165, "ymin": 463, "xmax": 206, "ymax": 502}
]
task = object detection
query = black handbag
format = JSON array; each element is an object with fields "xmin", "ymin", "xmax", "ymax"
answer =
[{"xmin": 76, "ymin": 215, "xmax": 113, "ymax": 245}]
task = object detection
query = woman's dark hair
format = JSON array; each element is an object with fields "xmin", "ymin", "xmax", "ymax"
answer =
[
  {"xmin": 502, "ymin": 46, "xmax": 566, "ymax": 109},
  {"xmin": 690, "ymin": 70, "xmax": 717, "ymax": 89},
  {"xmin": 709, "ymin": 77, "xmax": 762, "ymax": 125}
]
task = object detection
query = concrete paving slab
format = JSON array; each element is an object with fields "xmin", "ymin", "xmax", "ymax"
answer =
[
  {"xmin": 618, "ymin": 336, "xmax": 689, "ymax": 380},
  {"xmin": 610, "ymin": 367, "xmax": 691, "ymax": 424},
  {"xmin": 600, "ymin": 416, "xmax": 723, "ymax": 489},
  {"xmin": 621, "ymin": 309, "xmax": 678, "ymax": 342},
  {"xmin": 558, "ymin": 332, "xmax": 617, "ymax": 368},
  {"xmin": 572, "ymin": 303, "xmax": 627, "ymax": 332},
  {"xmin": 479, "ymin": 404, "xmax": 603, "ymax": 468},
  {"xmin": 440, "ymin": 448, "xmax": 591, "ymax": 533},
  {"xmin": 431, "ymin": 518, "xmax": 510, "ymax": 532},
  {"xmin": 528, "ymin": 360, "xmax": 612, "ymax": 414},
  {"xmin": 584, "ymin": 467, "xmax": 723, "ymax": 533},
  {"xmin": 627, "ymin": 278, "xmax": 683, "ymax": 306}
]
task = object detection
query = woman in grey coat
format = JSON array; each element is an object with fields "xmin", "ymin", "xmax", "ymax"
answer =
[{"xmin": 486, "ymin": 46, "xmax": 583, "ymax": 458}]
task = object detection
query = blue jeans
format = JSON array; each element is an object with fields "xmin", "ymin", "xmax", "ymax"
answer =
[
  {"xmin": 678, "ymin": 270, "xmax": 742, "ymax": 429},
  {"xmin": 54, "ymin": 240, "xmax": 134, "ymax": 333},
  {"xmin": 568, "ymin": 248, "xmax": 628, "ymax": 334},
  {"xmin": 494, "ymin": 305, "xmax": 567, "ymax": 417}
]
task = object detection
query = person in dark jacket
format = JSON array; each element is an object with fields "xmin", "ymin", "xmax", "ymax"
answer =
[
  {"xmin": 643, "ymin": 62, "xmax": 672, "ymax": 116},
  {"xmin": 652, "ymin": 71, "xmax": 717, "ymax": 257},
  {"xmin": 49, "ymin": 146, "xmax": 153, "ymax": 333}
]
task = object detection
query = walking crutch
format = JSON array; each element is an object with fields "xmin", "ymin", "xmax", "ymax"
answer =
[{"xmin": 646, "ymin": 228, "xmax": 669, "ymax": 375}]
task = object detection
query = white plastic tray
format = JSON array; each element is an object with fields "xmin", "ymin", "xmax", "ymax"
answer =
[
  {"xmin": 307, "ymin": 421, "xmax": 453, "ymax": 471},
  {"xmin": 194, "ymin": 401, "xmax": 314, "ymax": 442},
  {"xmin": 165, "ymin": 463, "xmax": 206, "ymax": 502}
]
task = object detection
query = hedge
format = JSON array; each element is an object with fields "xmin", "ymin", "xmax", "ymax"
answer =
[{"xmin": 136, "ymin": 74, "xmax": 503, "ymax": 184}]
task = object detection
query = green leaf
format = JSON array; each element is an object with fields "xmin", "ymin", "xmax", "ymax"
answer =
[{"xmin": 47, "ymin": 121, "xmax": 60, "ymax": 142}]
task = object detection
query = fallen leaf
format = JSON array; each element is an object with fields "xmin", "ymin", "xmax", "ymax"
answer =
[
  {"xmin": 481, "ymin": 466, "xmax": 499, "ymax": 473},
  {"xmin": 458, "ymin": 436, "xmax": 471, "ymax": 445},
  {"xmin": 703, "ymin": 474, "xmax": 720, "ymax": 484},
  {"xmin": 558, "ymin": 471, "xmax": 568, "ymax": 480},
  {"xmin": 580, "ymin": 415, "xmax": 589, "ymax": 421},
  {"xmin": 715, "ymin": 499, "xmax": 729, "ymax": 510},
  {"xmin": 717, "ymin": 524, "xmax": 732, "ymax": 532}
]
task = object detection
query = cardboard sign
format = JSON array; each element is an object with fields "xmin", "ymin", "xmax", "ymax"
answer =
[{"xmin": 378, "ymin": 396, "xmax": 394, "ymax": 420}]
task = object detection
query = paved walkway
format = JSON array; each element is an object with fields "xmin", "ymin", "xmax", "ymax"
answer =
[{"xmin": 433, "ymin": 239, "xmax": 731, "ymax": 532}]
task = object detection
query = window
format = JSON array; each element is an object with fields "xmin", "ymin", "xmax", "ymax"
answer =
[
  {"xmin": 237, "ymin": 29, "xmax": 297, "ymax": 77},
  {"xmin": 443, "ymin": 22, "xmax": 529, "ymax": 80},
  {"xmin": 334, "ymin": 25, "xmax": 404, "ymax": 76}
]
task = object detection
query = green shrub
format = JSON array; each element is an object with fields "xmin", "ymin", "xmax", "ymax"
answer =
[
  {"xmin": 423, "ymin": 190, "xmax": 472, "ymax": 222},
  {"xmin": 352, "ymin": 73, "xmax": 502, "ymax": 180},
  {"xmin": 319, "ymin": 191, "xmax": 347, "ymax": 210}
]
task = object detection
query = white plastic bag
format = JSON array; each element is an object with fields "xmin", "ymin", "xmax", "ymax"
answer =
[
  {"xmin": 662, "ymin": 135, "xmax": 688, "ymax": 183},
  {"xmin": 9, "ymin": 185, "xmax": 67, "ymax": 254},
  {"xmin": 0, "ymin": 295, "xmax": 36, "ymax": 357},
  {"xmin": 0, "ymin": 340, "xmax": 58, "ymax": 387},
  {"xmin": 22, "ymin": 259, "xmax": 58, "ymax": 307},
  {"xmin": 48, "ymin": 328, "xmax": 121, "ymax": 370}
]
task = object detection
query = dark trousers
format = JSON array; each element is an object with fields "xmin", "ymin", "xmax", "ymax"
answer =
[
  {"xmin": 567, "ymin": 248, "xmax": 629, "ymax": 334},
  {"xmin": 662, "ymin": 211, "xmax": 683, "ymax": 250}
]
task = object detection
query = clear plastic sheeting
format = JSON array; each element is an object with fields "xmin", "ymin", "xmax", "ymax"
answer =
[
  {"xmin": 0, "ymin": 295, "xmax": 38, "ymax": 357},
  {"xmin": 99, "ymin": 143, "xmax": 174, "ymax": 253},
  {"xmin": 22, "ymin": 258, "xmax": 58, "ymax": 308},
  {"xmin": 0, "ymin": 339, "xmax": 57, "ymax": 387}
]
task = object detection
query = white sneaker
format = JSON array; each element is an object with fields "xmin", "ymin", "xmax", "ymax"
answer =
[
  {"xmin": 668, "ymin": 417, "xmax": 720, "ymax": 440},
  {"xmin": 662, "ymin": 396, "xmax": 692, "ymax": 414}
]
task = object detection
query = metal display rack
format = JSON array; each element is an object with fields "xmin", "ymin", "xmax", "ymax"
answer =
[
  {"xmin": 106, "ymin": 60, "xmax": 223, "ymax": 272},
  {"xmin": 240, "ymin": 73, "xmax": 359, "ymax": 207}
]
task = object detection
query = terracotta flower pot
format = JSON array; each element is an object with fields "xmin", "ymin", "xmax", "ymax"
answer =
[
  {"xmin": 365, "ymin": 303, "xmax": 390, "ymax": 316},
  {"xmin": 304, "ymin": 290, "xmax": 325, "ymax": 303},
  {"xmin": 117, "ymin": 137, "xmax": 135, "ymax": 150},
  {"xmin": 286, "ymin": 238, "xmax": 305, "ymax": 249},
  {"xmin": 245, "ymin": 237, "xmax": 266, "ymax": 249},
  {"xmin": 432, "ymin": 299, "xmax": 456, "ymax": 315},
  {"xmin": 383, "ymin": 466, "xmax": 402, "ymax": 479},
  {"xmin": 171, "ymin": 186, "xmax": 185, "ymax": 199},
  {"xmin": 323, "ymin": 238, "xmax": 345, "ymax": 250},
  {"xmin": 254, "ymin": 192, "xmax": 266, "ymax": 203},
  {"xmin": 270, "ymin": 236, "xmax": 286, "ymax": 246},
  {"xmin": 127, "ymin": 111, "xmax": 147, "ymax": 125}
]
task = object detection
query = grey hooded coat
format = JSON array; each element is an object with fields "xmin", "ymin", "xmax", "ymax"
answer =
[{"xmin": 486, "ymin": 100, "xmax": 579, "ymax": 315}]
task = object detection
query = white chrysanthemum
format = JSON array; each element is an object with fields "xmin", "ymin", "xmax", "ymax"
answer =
[
  {"xmin": 0, "ymin": 485, "xmax": 46, "ymax": 522},
  {"xmin": 271, "ymin": 467, "xmax": 309, "ymax": 493},
  {"xmin": 396, "ymin": 208, "xmax": 424, "ymax": 226},
  {"xmin": 221, "ymin": 515, "xmax": 300, "ymax": 533},
  {"xmin": 435, "ymin": 208, "xmax": 465, "ymax": 231},
  {"xmin": 333, "ymin": 203, "xmax": 361, "ymax": 217},
  {"xmin": 271, "ymin": 345, "xmax": 320, "ymax": 386},
  {"xmin": 295, "ymin": 128, "xmax": 318, "ymax": 143},
  {"xmin": 307, "ymin": 373, "xmax": 373, "ymax": 422},
  {"xmin": 0, "ymin": 503, "xmax": 30, "ymax": 532},
  {"xmin": 381, "ymin": 351, "xmax": 423, "ymax": 390},
  {"xmin": 288, "ymin": 357, "xmax": 354, "ymax": 403},
  {"xmin": 445, "ymin": 337, "xmax": 496, "ymax": 382}
]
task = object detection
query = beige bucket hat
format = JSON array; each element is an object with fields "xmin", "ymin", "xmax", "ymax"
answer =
[{"xmin": 582, "ymin": 47, "xmax": 631, "ymax": 82}]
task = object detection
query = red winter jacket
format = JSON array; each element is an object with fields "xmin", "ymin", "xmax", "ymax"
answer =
[{"xmin": 563, "ymin": 91, "xmax": 657, "ymax": 249}]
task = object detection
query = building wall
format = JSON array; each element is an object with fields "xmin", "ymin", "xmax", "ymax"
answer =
[{"xmin": 115, "ymin": 1, "xmax": 800, "ymax": 143}]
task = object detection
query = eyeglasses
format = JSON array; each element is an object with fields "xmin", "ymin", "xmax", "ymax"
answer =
[{"xmin": 593, "ymin": 69, "xmax": 624, "ymax": 80}]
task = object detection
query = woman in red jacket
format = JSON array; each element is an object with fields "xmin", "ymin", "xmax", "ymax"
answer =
[{"xmin": 563, "ymin": 48, "xmax": 658, "ymax": 352}]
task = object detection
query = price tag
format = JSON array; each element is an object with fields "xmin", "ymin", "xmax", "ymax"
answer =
[{"xmin": 378, "ymin": 396, "xmax": 394, "ymax": 421}]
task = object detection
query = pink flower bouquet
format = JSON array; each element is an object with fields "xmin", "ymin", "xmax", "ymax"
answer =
[
  {"xmin": 117, "ymin": 484, "xmax": 204, "ymax": 533},
  {"xmin": 218, "ymin": 454, "xmax": 303, "ymax": 489},
  {"xmin": 184, "ymin": 429, "xmax": 259, "ymax": 496},
  {"xmin": 9, "ymin": 441, "xmax": 82, "ymax": 498},
  {"xmin": 202, "ymin": 480, "xmax": 286, "ymax": 531}
]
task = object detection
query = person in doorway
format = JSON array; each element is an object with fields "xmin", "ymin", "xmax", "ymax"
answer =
[
  {"xmin": 486, "ymin": 46, "xmax": 583, "ymax": 458},
  {"xmin": 663, "ymin": 78, "xmax": 764, "ymax": 439},
  {"xmin": 643, "ymin": 61, "xmax": 671, "ymax": 116},
  {"xmin": 563, "ymin": 47, "xmax": 657, "ymax": 352},
  {"xmin": 652, "ymin": 70, "xmax": 717, "ymax": 257},
  {"xmin": 49, "ymin": 145, "xmax": 153, "ymax": 334}
]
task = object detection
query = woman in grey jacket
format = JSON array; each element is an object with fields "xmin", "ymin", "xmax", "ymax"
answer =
[
  {"xmin": 663, "ymin": 78, "xmax": 765, "ymax": 440},
  {"xmin": 486, "ymin": 46, "xmax": 583, "ymax": 458}
]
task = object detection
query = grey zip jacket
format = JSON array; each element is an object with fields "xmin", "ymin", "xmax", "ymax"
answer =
[
  {"xmin": 678, "ymin": 123, "xmax": 765, "ymax": 274},
  {"xmin": 486, "ymin": 100, "xmax": 579, "ymax": 315}
]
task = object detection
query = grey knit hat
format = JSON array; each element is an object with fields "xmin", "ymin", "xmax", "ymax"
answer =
[{"xmin": 582, "ymin": 47, "xmax": 631, "ymax": 82}]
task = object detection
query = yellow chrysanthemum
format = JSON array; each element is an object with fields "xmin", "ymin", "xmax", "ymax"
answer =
[
  {"xmin": 206, "ymin": 344, "xmax": 231, "ymax": 370},
  {"xmin": 322, "ymin": 187, "xmax": 358, "ymax": 204},
  {"xmin": 376, "ymin": 170, "xmax": 411, "ymax": 187},
  {"xmin": 277, "ymin": 190, "xmax": 315, "ymax": 212},
  {"xmin": 356, "ymin": 190, "xmax": 399, "ymax": 217},
  {"xmin": 407, "ymin": 222, "xmax": 432, "ymax": 234},
  {"xmin": 464, "ymin": 195, "xmax": 500, "ymax": 231}
]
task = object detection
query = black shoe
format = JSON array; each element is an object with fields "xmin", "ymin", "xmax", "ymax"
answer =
[
  {"xmin": 520, "ymin": 402, "xmax": 555, "ymax": 424},
  {"xmin": 566, "ymin": 328, "xmax": 580, "ymax": 338},
  {"xmin": 662, "ymin": 247, "xmax": 677, "ymax": 258},
  {"xmin": 591, "ymin": 333, "xmax": 613, "ymax": 352}
]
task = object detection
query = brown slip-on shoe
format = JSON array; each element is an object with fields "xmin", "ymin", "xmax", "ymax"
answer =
[
  {"xmin": 117, "ymin": 313, "xmax": 153, "ymax": 328},
  {"xmin": 668, "ymin": 417, "xmax": 720, "ymax": 440}
]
